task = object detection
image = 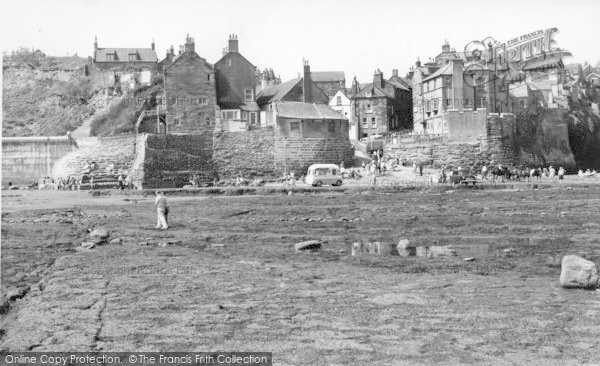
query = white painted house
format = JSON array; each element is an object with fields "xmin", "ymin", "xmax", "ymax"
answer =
[{"xmin": 329, "ymin": 90, "xmax": 356, "ymax": 140}]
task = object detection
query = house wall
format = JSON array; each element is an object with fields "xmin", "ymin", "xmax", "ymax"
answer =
[
  {"xmin": 2, "ymin": 136, "xmax": 78, "ymax": 185},
  {"xmin": 354, "ymin": 97, "xmax": 389, "ymax": 137},
  {"xmin": 446, "ymin": 110, "xmax": 487, "ymax": 140},
  {"xmin": 214, "ymin": 52, "xmax": 256, "ymax": 108},
  {"xmin": 164, "ymin": 53, "xmax": 217, "ymax": 134}
]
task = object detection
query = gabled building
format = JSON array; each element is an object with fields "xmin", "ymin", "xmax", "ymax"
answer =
[
  {"xmin": 349, "ymin": 69, "xmax": 412, "ymax": 138},
  {"xmin": 162, "ymin": 34, "xmax": 217, "ymax": 135},
  {"xmin": 328, "ymin": 89, "xmax": 354, "ymax": 139},
  {"xmin": 256, "ymin": 61, "xmax": 329, "ymax": 127},
  {"xmin": 311, "ymin": 71, "xmax": 345, "ymax": 99},
  {"xmin": 214, "ymin": 34, "xmax": 261, "ymax": 131},
  {"xmin": 92, "ymin": 36, "xmax": 158, "ymax": 73}
]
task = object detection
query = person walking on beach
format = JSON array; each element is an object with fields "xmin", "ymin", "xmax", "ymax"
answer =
[{"xmin": 155, "ymin": 191, "xmax": 169, "ymax": 230}]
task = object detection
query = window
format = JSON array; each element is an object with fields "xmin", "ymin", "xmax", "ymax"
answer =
[
  {"xmin": 105, "ymin": 53, "xmax": 114, "ymax": 61},
  {"xmin": 241, "ymin": 111, "xmax": 248, "ymax": 120},
  {"xmin": 174, "ymin": 118, "xmax": 181, "ymax": 126},
  {"xmin": 519, "ymin": 100, "xmax": 526, "ymax": 108},
  {"xmin": 336, "ymin": 96, "xmax": 342, "ymax": 106},
  {"xmin": 362, "ymin": 117, "xmax": 368, "ymax": 127},
  {"xmin": 226, "ymin": 58, "xmax": 232, "ymax": 66},
  {"xmin": 328, "ymin": 121, "xmax": 335, "ymax": 133},
  {"xmin": 366, "ymin": 91, "xmax": 372, "ymax": 97},
  {"xmin": 249, "ymin": 112, "xmax": 257, "ymax": 125},
  {"xmin": 244, "ymin": 88, "xmax": 254, "ymax": 102},
  {"xmin": 221, "ymin": 110, "xmax": 239, "ymax": 120},
  {"xmin": 197, "ymin": 98, "xmax": 208, "ymax": 105},
  {"xmin": 367, "ymin": 104, "xmax": 373, "ymax": 113},
  {"xmin": 464, "ymin": 99, "xmax": 471, "ymax": 107},
  {"xmin": 206, "ymin": 116, "xmax": 211, "ymax": 126},
  {"xmin": 128, "ymin": 53, "xmax": 137, "ymax": 61},
  {"xmin": 290, "ymin": 121, "xmax": 300, "ymax": 132},
  {"xmin": 445, "ymin": 99, "xmax": 452, "ymax": 107},
  {"xmin": 433, "ymin": 98, "xmax": 439, "ymax": 111},
  {"xmin": 371, "ymin": 117, "xmax": 376, "ymax": 127},
  {"xmin": 207, "ymin": 74, "xmax": 211, "ymax": 82}
]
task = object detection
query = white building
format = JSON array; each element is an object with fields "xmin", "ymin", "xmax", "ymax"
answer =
[{"xmin": 328, "ymin": 90, "xmax": 355, "ymax": 140}]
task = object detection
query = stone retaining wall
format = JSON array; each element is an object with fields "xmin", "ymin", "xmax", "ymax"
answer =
[
  {"xmin": 213, "ymin": 129, "xmax": 275, "ymax": 179},
  {"xmin": 3, "ymin": 136, "xmax": 78, "ymax": 185}
]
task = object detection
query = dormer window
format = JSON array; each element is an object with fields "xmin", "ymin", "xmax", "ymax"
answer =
[
  {"xmin": 226, "ymin": 58, "xmax": 232, "ymax": 66},
  {"xmin": 105, "ymin": 53, "xmax": 114, "ymax": 61},
  {"xmin": 128, "ymin": 53, "xmax": 138, "ymax": 61}
]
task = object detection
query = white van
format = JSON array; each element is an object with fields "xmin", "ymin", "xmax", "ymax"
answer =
[{"xmin": 305, "ymin": 164, "xmax": 343, "ymax": 187}]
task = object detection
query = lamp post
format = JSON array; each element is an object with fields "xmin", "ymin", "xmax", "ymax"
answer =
[{"xmin": 488, "ymin": 42, "xmax": 497, "ymax": 113}]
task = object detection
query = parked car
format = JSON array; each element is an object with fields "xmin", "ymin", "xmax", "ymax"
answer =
[{"xmin": 305, "ymin": 164, "xmax": 343, "ymax": 187}]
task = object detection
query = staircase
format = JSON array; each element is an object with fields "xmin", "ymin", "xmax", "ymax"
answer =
[{"xmin": 52, "ymin": 134, "xmax": 138, "ymax": 189}]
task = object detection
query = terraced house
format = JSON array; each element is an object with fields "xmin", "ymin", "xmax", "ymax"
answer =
[
  {"xmin": 214, "ymin": 34, "xmax": 260, "ymax": 131},
  {"xmin": 350, "ymin": 69, "xmax": 412, "ymax": 138}
]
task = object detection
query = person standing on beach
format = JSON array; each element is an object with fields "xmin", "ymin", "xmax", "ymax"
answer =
[{"xmin": 155, "ymin": 191, "xmax": 169, "ymax": 230}]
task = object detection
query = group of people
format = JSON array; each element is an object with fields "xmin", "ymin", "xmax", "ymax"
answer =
[
  {"xmin": 578, "ymin": 169, "xmax": 598, "ymax": 178},
  {"xmin": 38, "ymin": 176, "xmax": 81, "ymax": 190},
  {"xmin": 439, "ymin": 163, "xmax": 569, "ymax": 183}
]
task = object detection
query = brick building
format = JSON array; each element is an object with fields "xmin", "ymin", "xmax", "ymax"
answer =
[
  {"xmin": 349, "ymin": 69, "xmax": 412, "ymax": 138},
  {"xmin": 162, "ymin": 34, "xmax": 217, "ymax": 135},
  {"xmin": 214, "ymin": 34, "xmax": 260, "ymax": 131}
]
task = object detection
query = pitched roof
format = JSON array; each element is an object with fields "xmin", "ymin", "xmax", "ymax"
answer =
[
  {"xmin": 275, "ymin": 101, "xmax": 348, "ymax": 120},
  {"xmin": 387, "ymin": 78, "xmax": 410, "ymax": 91},
  {"xmin": 422, "ymin": 63, "xmax": 453, "ymax": 82},
  {"xmin": 388, "ymin": 75, "xmax": 411, "ymax": 89},
  {"xmin": 94, "ymin": 48, "xmax": 158, "ymax": 62},
  {"xmin": 311, "ymin": 71, "xmax": 345, "ymax": 83},
  {"xmin": 353, "ymin": 83, "xmax": 393, "ymax": 98},
  {"xmin": 256, "ymin": 78, "xmax": 302, "ymax": 104}
]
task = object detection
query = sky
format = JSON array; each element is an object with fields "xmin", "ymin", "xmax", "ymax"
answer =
[{"xmin": 1, "ymin": 0, "xmax": 599, "ymax": 83}]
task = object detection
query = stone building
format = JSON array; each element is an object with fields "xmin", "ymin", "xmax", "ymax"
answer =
[
  {"xmin": 349, "ymin": 69, "xmax": 412, "ymax": 138},
  {"xmin": 162, "ymin": 34, "xmax": 218, "ymax": 135},
  {"xmin": 311, "ymin": 71, "xmax": 345, "ymax": 99},
  {"xmin": 214, "ymin": 34, "xmax": 260, "ymax": 131},
  {"xmin": 91, "ymin": 37, "xmax": 158, "ymax": 88},
  {"xmin": 272, "ymin": 101, "xmax": 353, "ymax": 175}
]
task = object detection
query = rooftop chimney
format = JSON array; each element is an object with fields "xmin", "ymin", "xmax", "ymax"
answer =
[
  {"xmin": 392, "ymin": 69, "xmax": 398, "ymax": 77},
  {"xmin": 170, "ymin": 45, "xmax": 175, "ymax": 56},
  {"xmin": 373, "ymin": 69, "xmax": 384, "ymax": 89},
  {"xmin": 303, "ymin": 59, "xmax": 312, "ymax": 103},
  {"xmin": 228, "ymin": 34, "xmax": 238, "ymax": 53},
  {"xmin": 415, "ymin": 58, "xmax": 421, "ymax": 67},
  {"xmin": 184, "ymin": 34, "xmax": 195, "ymax": 53},
  {"xmin": 94, "ymin": 36, "xmax": 98, "ymax": 51},
  {"xmin": 151, "ymin": 38, "xmax": 155, "ymax": 51},
  {"xmin": 442, "ymin": 39, "xmax": 450, "ymax": 53},
  {"xmin": 352, "ymin": 76, "xmax": 359, "ymax": 95}
]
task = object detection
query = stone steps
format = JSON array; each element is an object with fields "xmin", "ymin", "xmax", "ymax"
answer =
[{"xmin": 53, "ymin": 135, "xmax": 138, "ymax": 181}]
